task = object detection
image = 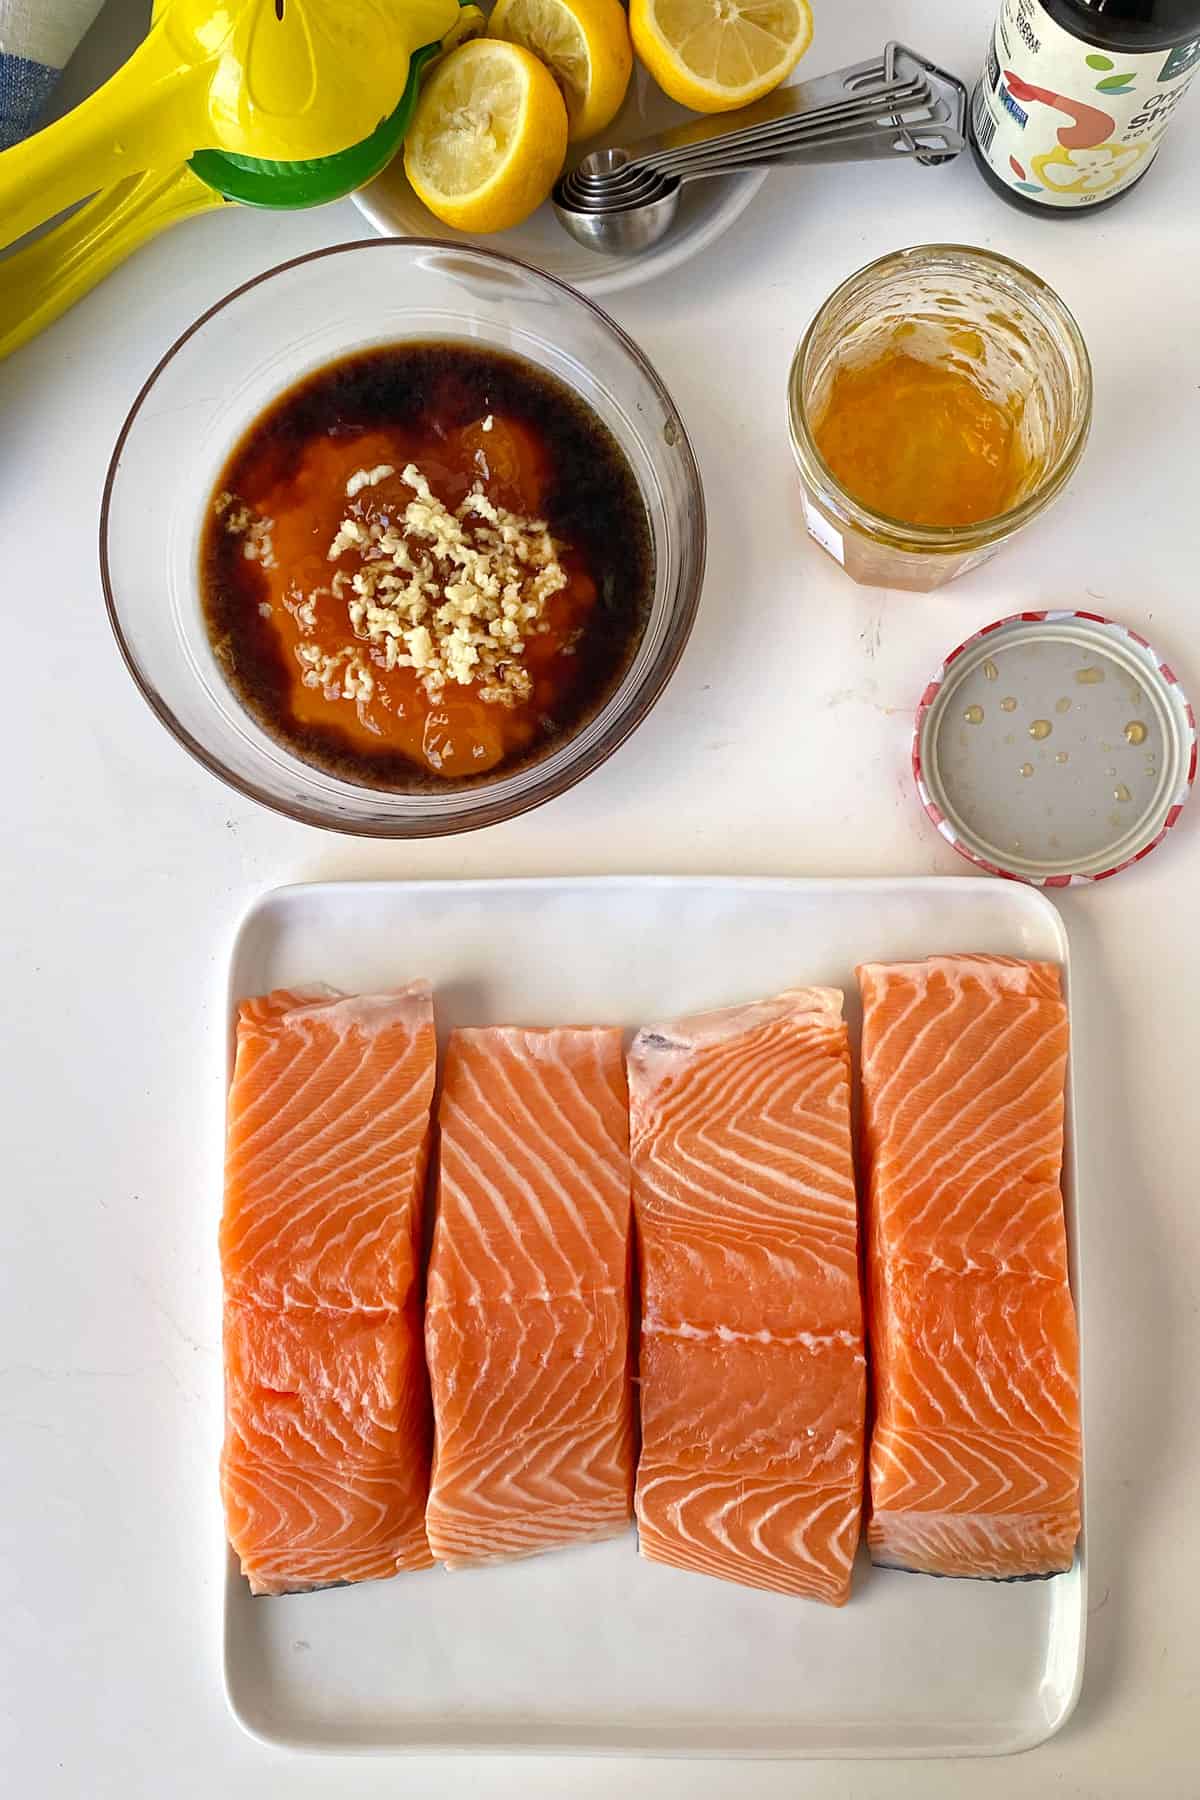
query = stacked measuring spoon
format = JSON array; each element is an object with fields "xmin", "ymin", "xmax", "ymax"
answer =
[{"xmin": 554, "ymin": 44, "xmax": 967, "ymax": 256}]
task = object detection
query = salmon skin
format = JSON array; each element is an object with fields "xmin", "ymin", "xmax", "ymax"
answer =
[
  {"xmin": 425, "ymin": 1027, "xmax": 635, "ymax": 1567},
  {"xmin": 629, "ymin": 991, "xmax": 866, "ymax": 1606},
  {"xmin": 220, "ymin": 985, "xmax": 437, "ymax": 1595},
  {"xmin": 857, "ymin": 956, "xmax": 1081, "ymax": 1582}
]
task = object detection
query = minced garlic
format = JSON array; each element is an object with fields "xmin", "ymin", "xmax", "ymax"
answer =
[
  {"xmin": 314, "ymin": 461, "xmax": 568, "ymax": 708},
  {"xmin": 345, "ymin": 464, "xmax": 395, "ymax": 499},
  {"xmin": 241, "ymin": 518, "xmax": 276, "ymax": 569},
  {"xmin": 296, "ymin": 642, "xmax": 376, "ymax": 703},
  {"xmin": 214, "ymin": 490, "xmax": 252, "ymax": 535},
  {"xmin": 214, "ymin": 490, "xmax": 276, "ymax": 569}
]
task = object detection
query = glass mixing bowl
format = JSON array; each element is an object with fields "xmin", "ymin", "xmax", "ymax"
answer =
[{"xmin": 101, "ymin": 240, "xmax": 705, "ymax": 836}]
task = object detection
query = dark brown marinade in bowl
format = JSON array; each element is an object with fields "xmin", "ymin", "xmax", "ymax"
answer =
[{"xmin": 201, "ymin": 342, "xmax": 655, "ymax": 792}]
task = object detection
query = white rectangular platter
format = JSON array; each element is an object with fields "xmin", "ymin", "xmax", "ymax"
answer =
[{"xmin": 223, "ymin": 875, "xmax": 1085, "ymax": 1758}]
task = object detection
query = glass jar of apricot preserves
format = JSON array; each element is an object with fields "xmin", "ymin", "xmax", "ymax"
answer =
[{"xmin": 788, "ymin": 245, "xmax": 1093, "ymax": 592}]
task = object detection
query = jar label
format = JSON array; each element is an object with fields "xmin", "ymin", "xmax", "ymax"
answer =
[
  {"xmin": 973, "ymin": 0, "xmax": 1200, "ymax": 206},
  {"xmin": 803, "ymin": 497, "xmax": 844, "ymax": 566}
]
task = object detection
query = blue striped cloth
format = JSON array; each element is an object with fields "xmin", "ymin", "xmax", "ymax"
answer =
[{"xmin": 1, "ymin": 1, "xmax": 107, "ymax": 148}]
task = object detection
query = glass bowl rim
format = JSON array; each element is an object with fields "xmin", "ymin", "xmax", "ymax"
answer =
[
  {"xmin": 787, "ymin": 242, "xmax": 1094, "ymax": 554},
  {"xmin": 99, "ymin": 236, "xmax": 705, "ymax": 838}
]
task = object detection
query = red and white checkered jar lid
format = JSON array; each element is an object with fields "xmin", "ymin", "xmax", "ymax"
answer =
[{"xmin": 913, "ymin": 611, "xmax": 1196, "ymax": 886}]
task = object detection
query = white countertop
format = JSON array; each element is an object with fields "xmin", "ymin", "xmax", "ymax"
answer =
[{"xmin": 2, "ymin": 1, "xmax": 1197, "ymax": 1793}]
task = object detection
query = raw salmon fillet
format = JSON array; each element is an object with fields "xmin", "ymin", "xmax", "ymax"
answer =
[
  {"xmin": 220, "ymin": 985, "xmax": 437, "ymax": 1594},
  {"xmin": 425, "ymin": 1027, "xmax": 635, "ymax": 1566},
  {"xmin": 629, "ymin": 991, "xmax": 866, "ymax": 1606},
  {"xmin": 857, "ymin": 956, "xmax": 1081, "ymax": 1580}
]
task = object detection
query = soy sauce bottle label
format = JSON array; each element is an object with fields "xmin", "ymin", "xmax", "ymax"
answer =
[{"xmin": 973, "ymin": 0, "xmax": 1200, "ymax": 206}]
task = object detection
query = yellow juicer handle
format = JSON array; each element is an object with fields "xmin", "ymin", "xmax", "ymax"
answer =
[
  {"xmin": 0, "ymin": 167, "xmax": 225, "ymax": 363},
  {"xmin": 0, "ymin": 28, "xmax": 216, "ymax": 248},
  {"xmin": 0, "ymin": 0, "xmax": 461, "ymax": 252}
]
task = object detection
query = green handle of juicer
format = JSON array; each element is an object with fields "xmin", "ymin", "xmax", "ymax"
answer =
[{"xmin": 0, "ymin": 166, "xmax": 226, "ymax": 363}]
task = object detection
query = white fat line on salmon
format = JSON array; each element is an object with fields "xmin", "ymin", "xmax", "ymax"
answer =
[
  {"xmin": 230, "ymin": 1018, "xmax": 430, "ymax": 1161},
  {"xmin": 865, "ymin": 991, "xmax": 1040, "ymax": 1131},
  {"xmin": 651, "ymin": 1136, "xmax": 858, "ymax": 1204},
  {"xmin": 868, "ymin": 1511, "xmax": 1077, "ymax": 1576},
  {"xmin": 631, "ymin": 1018, "xmax": 835, "ymax": 1096},
  {"xmin": 633, "ymin": 1157, "xmax": 856, "ymax": 1227},
  {"xmin": 890, "ymin": 1336, "xmax": 1059, "ymax": 1441},
  {"xmin": 631, "ymin": 988, "xmax": 844, "ymax": 1053},
  {"xmin": 425, "ymin": 1284, "xmax": 621, "ymax": 1315},
  {"xmin": 630, "ymin": 1040, "xmax": 844, "ymax": 1145},
  {"xmin": 641, "ymin": 1319, "xmax": 862, "ymax": 1353},
  {"xmin": 871, "ymin": 1427, "xmax": 1074, "ymax": 1508},
  {"xmin": 647, "ymin": 1239, "xmax": 856, "ymax": 1290},
  {"xmin": 861, "ymin": 957, "xmax": 1053, "ymax": 997},
  {"xmin": 447, "ymin": 1051, "xmax": 628, "ymax": 1231},
  {"xmin": 881, "ymin": 1254, "xmax": 1069, "ymax": 1281},
  {"xmin": 637, "ymin": 1471, "xmax": 861, "ymax": 1594},
  {"xmin": 877, "ymin": 1043, "xmax": 1064, "ymax": 1220}
]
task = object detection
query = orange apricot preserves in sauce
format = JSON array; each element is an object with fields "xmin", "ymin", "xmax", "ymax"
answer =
[
  {"xmin": 812, "ymin": 348, "xmax": 1027, "ymax": 530},
  {"xmin": 201, "ymin": 344, "xmax": 653, "ymax": 789}
]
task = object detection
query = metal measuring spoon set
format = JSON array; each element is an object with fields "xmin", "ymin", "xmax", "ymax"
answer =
[{"xmin": 553, "ymin": 44, "xmax": 968, "ymax": 256}]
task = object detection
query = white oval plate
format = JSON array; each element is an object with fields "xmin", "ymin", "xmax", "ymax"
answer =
[{"xmin": 352, "ymin": 65, "xmax": 767, "ymax": 298}]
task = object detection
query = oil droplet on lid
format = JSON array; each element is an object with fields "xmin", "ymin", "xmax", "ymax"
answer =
[
  {"xmin": 1020, "ymin": 762, "xmax": 1034, "ymax": 778},
  {"xmin": 983, "ymin": 659, "xmax": 999, "ymax": 681},
  {"xmin": 1108, "ymin": 812, "xmax": 1122, "ymax": 828},
  {"xmin": 1125, "ymin": 720, "xmax": 1148, "ymax": 745},
  {"xmin": 1114, "ymin": 783, "xmax": 1132, "ymax": 803},
  {"xmin": 1029, "ymin": 719, "xmax": 1052, "ymax": 740},
  {"xmin": 1003, "ymin": 733, "xmax": 1015, "ymax": 745},
  {"xmin": 1076, "ymin": 666, "xmax": 1105, "ymax": 685},
  {"xmin": 963, "ymin": 704, "xmax": 985, "ymax": 724},
  {"xmin": 1055, "ymin": 751, "xmax": 1069, "ymax": 764},
  {"xmin": 1055, "ymin": 697, "xmax": 1071, "ymax": 715},
  {"xmin": 1000, "ymin": 696, "xmax": 1018, "ymax": 713}
]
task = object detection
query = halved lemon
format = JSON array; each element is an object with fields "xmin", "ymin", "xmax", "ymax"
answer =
[
  {"xmin": 489, "ymin": 0, "xmax": 633, "ymax": 142},
  {"xmin": 404, "ymin": 39, "xmax": 569, "ymax": 234},
  {"xmin": 630, "ymin": 0, "xmax": 813, "ymax": 113}
]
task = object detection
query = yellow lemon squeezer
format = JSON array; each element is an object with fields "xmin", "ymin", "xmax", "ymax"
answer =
[{"xmin": 0, "ymin": 0, "xmax": 461, "ymax": 359}]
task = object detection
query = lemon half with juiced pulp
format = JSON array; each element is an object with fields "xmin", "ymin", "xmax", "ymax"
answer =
[
  {"xmin": 490, "ymin": 0, "xmax": 633, "ymax": 142},
  {"xmin": 630, "ymin": 0, "xmax": 813, "ymax": 113},
  {"xmin": 404, "ymin": 39, "xmax": 569, "ymax": 233}
]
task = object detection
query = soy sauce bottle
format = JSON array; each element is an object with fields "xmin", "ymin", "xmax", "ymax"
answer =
[{"xmin": 971, "ymin": 0, "xmax": 1200, "ymax": 212}]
